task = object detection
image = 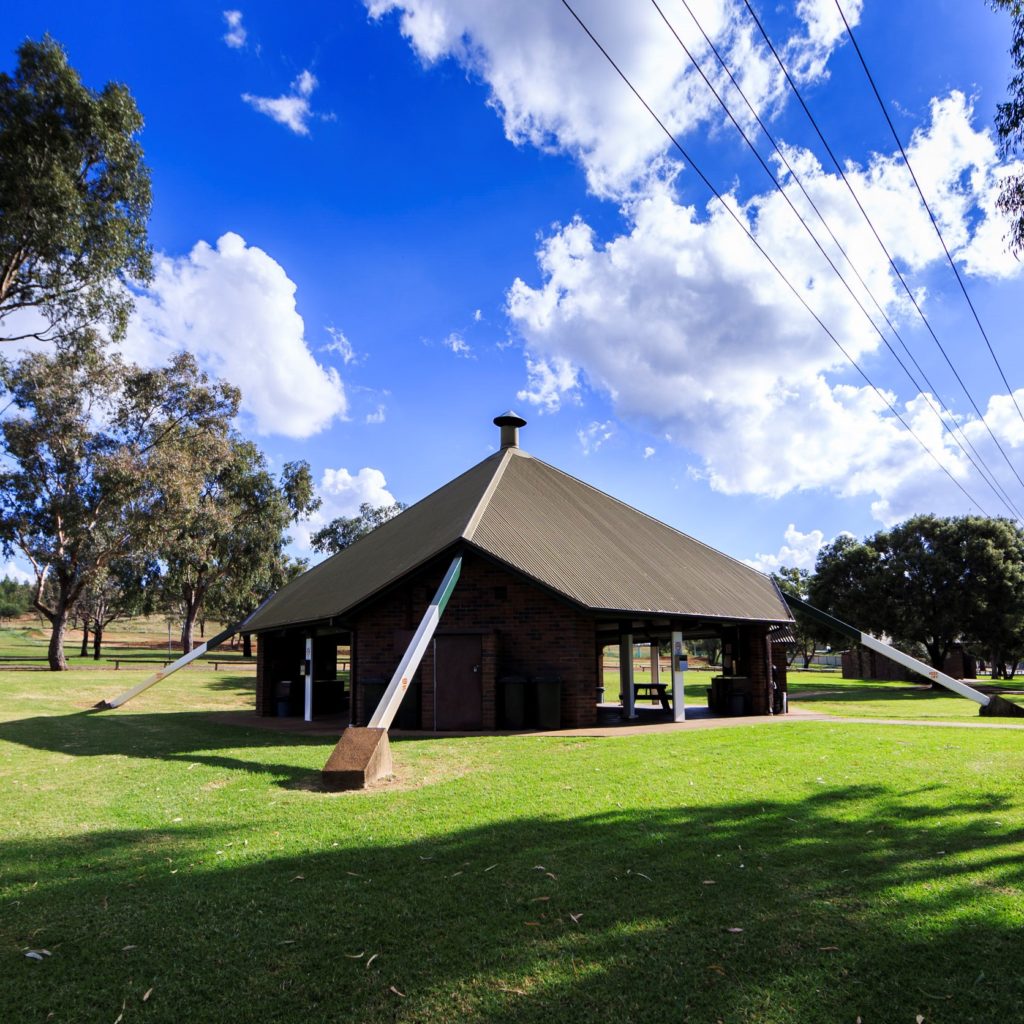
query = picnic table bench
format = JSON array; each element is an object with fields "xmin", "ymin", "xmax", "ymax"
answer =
[{"xmin": 631, "ymin": 682, "xmax": 671, "ymax": 711}]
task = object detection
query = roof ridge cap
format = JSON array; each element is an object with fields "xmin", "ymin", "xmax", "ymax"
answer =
[{"xmin": 463, "ymin": 447, "xmax": 516, "ymax": 542}]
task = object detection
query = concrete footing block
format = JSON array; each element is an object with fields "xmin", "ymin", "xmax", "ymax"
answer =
[
  {"xmin": 322, "ymin": 727, "xmax": 393, "ymax": 790},
  {"xmin": 979, "ymin": 695, "xmax": 1024, "ymax": 718}
]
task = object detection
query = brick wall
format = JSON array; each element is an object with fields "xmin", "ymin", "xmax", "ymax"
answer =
[{"xmin": 350, "ymin": 551, "xmax": 598, "ymax": 729}]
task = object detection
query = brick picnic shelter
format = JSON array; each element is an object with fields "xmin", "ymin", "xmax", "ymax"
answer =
[{"xmin": 245, "ymin": 414, "xmax": 794, "ymax": 731}]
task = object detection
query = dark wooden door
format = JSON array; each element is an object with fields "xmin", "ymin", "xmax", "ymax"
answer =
[{"xmin": 435, "ymin": 635, "xmax": 482, "ymax": 730}]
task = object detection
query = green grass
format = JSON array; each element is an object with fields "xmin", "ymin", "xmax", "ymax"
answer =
[
  {"xmin": 0, "ymin": 623, "xmax": 255, "ymax": 667},
  {"xmin": 787, "ymin": 670, "xmax": 1024, "ymax": 720},
  {"xmin": 2, "ymin": 670, "xmax": 1024, "ymax": 1023}
]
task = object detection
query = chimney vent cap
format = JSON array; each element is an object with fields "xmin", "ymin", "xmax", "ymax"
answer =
[{"xmin": 493, "ymin": 411, "xmax": 527, "ymax": 428}]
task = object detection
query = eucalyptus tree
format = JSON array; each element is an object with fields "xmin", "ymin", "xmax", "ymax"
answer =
[
  {"xmin": 0, "ymin": 341, "xmax": 238, "ymax": 669},
  {"xmin": 310, "ymin": 501, "xmax": 406, "ymax": 555},
  {"xmin": 158, "ymin": 441, "xmax": 319, "ymax": 653},
  {"xmin": 991, "ymin": 0, "xmax": 1024, "ymax": 253},
  {"xmin": 0, "ymin": 36, "xmax": 151, "ymax": 343}
]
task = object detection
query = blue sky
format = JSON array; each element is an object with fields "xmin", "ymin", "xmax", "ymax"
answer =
[{"xmin": 3, "ymin": 0, "xmax": 1023, "ymax": 577}]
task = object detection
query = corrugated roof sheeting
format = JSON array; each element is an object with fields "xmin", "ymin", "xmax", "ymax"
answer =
[
  {"xmin": 244, "ymin": 452, "xmax": 504, "ymax": 631},
  {"xmin": 469, "ymin": 453, "xmax": 790, "ymax": 622},
  {"xmin": 245, "ymin": 444, "xmax": 792, "ymax": 633}
]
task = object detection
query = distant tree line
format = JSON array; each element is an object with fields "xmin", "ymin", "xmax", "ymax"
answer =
[{"xmin": 774, "ymin": 514, "xmax": 1024, "ymax": 681}]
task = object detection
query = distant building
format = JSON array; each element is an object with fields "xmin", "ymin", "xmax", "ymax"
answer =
[
  {"xmin": 245, "ymin": 414, "xmax": 793, "ymax": 730},
  {"xmin": 842, "ymin": 643, "xmax": 976, "ymax": 681}
]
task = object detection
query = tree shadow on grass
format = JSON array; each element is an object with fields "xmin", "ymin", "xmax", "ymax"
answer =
[
  {"xmin": 0, "ymin": 710, "xmax": 328, "ymax": 785},
  {"xmin": 2, "ymin": 783, "xmax": 1022, "ymax": 1024}
]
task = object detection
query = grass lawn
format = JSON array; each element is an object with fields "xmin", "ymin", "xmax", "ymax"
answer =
[
  {"xmin": 787, "ymin": 670, "xmax": 1024, "ymax": 720},
  {"xmin": 0, "ymin": 619, "xmax": 255, "ymax": 668},
  {"xmin": 2, "ymin": 670, "xmax": 1024, "ymax": 1023}
]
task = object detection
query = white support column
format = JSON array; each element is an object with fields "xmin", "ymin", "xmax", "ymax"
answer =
[
  {"xmin": 671, "ymin": 631, "xmax": 687, "ymax": 722},
  {"xmin": 620, "ymin": 632, "xmax": 636, "ymax": 719},
  {"xmin": 304, "ymin": 636, "xmax": 313, "ymax": 723}
]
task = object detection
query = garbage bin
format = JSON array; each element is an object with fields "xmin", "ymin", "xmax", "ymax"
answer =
[
  {"xmin": 360, "ymin": 678, "xmax": 387, "ymax": 725},
  {"xmin": 728, "ymin": 691, "xmax": 746, "ymax": 717},
  {"xmin": 276, "ymin": 680, "xmax": 291, "ymax": 718},
  {"xmin": 535, "ymin": 676, "xmax": 562, "ymax": 730},
  {"xmin": 500, "ymin": 675, "xmax": 527, "ymax": 729}
]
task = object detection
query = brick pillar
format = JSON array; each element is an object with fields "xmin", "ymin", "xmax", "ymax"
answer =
[
  {"xmin": 740, "ymin": 624, "xmax": 772, "ymax": 715},
  {"xmin": 420, "ymin": 640, "xmax": 435, "ymax": 731}
]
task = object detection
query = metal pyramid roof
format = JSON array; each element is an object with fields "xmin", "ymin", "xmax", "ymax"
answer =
[{"xmin": 244, "ymin": 446, "xmax": 791, "ymax": 632}]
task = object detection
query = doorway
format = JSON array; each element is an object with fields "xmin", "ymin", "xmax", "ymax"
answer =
[{"xmin": 434, "ymin": 635, "xmax": 483, "ymax": 730}]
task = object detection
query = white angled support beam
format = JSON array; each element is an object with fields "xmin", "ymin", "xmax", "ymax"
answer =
[
  {"xmin": 859, "ymin": 634, "xmax": 990, "ymax": 707},
  {"xmin": 97, "ymin": 638, "xmax": 215, "ymax": 709},
  {"xmin": 368, "ymin": 556, "xmax": 462, "ymax": 731},
  {"xmin": 94, "ymin": 594, "xmax": 275, "ymax": 711},
  {"xmin": 783, "ymin": 593, "xmax": 991, "ymax": 708}
]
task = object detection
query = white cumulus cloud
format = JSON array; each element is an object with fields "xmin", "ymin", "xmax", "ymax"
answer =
[
  {"xmin": 366, "ymin": 0, "xmax": 861, "ymax": 197},
  {"xmin": 243, "ymin": 69, "xmax": 319, "ymax": 135},
  {"xmin": 293, "ymin": 467, "xmax": 398, "ymax": 553},
  {"xmin": 507, "ymin": 94, "xmax": 1022, "ymax": 522},
  {"xmin": 745, "ymin": 523, "xmax": 827, "ymax": 574},
  {"xmin": 223, "ymin": 10, "xmax": 247, "ymax": 48},
  {"xmin": 126, "ymin": 232, "xmax": 347, "ymax": 439}
]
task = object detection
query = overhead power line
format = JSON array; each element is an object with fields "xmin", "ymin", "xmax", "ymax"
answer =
[
  {"xmin": 657, "ymin": 0, "xmax": 1024, "ymax": 520},
  {"xmin": 832, "ymin": 0, "xmax": 1024, "ymax": 432},
  {"xmin": 557, "ymin": 0, "xmax": 995, "ymax": 518},
  {"xmin": 649, "ymin": 0, "xmax": 1024, "ymax": 521},
  {"xmin": 739, "ymin": 0, "xmax": 1024, "ymax": 504}
]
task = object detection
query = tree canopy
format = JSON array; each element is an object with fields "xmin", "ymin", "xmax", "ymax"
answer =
[
  {"xmin": 0, "ymin": 342, "xmax": 238, "ymax": 669},
  {"xmin": 157, "ymin": 439, "xmax": 319, "ymax": 653},
  {"xmin": 310, "ymin": 501, "xmax": 406, "ymax": 556},
  {"xmin": 0, "ymin": 36, "xmax": 152, "ymax": 343},
  {"xmin": 809, "ymin": 514, "xmax": 1024, "ymax": 674},
  {"xmin": 992, "ymin": 0, "xmax": 1024, "ymax": 254}
]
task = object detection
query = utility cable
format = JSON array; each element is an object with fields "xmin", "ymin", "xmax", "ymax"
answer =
[
  {"xmin": 833, "ymin": 0, "xmax": 1024, "ymax": 431},
  {"xmin": 660, "ymin": 0, "xmax": 1024, "ymax": 520},
  {"xmin": 558, "ymin": 0, "xmax": 994, "ymax": 517},
  {"xmin": 741, "ymin": 0, "xmax": 1024, "ymax": 498}
]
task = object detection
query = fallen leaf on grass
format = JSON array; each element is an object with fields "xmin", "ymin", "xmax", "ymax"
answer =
[
  {"xmin": 532, "ymin": 865, "xmax": 546, "ymax": 872},
  {"xmin": 450, "ymin": 871, "xmax": 463, "ymax": 878},
  {"xmin": 345, "ymin": 871, "xmax": 362, "ymax": 877},
  {"xmin": 291, "ymin": 875, "xmax": 305, "ymax": 882},
  {"xmin": 569, "ymin": 913, "xmax": 583, "ymax": 924},
  {"xmin": 484, "ymin": 864, "xmax": 497, "ymax": 872},
  {"xmin": 707, "ymin": 964, "xmax": 726, "ymax": 975},
  {"xmin": 389, "ymin": 986, "xmax": 405, "ymax": 997},
  {"xmin": 702, "ymin": 880, "xmax": 716, "ymax": 885},
  {"xmin": 530, "ymin": 896, "xmax": 550, "ymax": 903},
  {"xmin": 418, "ymin": 855, "xmax": 433, "ymax": 861},
  {"xmin": 917, "ymin": 1016, "xmax": 925, "ymax": 1023},
  {"xmin": 366, "ymin": 953, "xmax": 379, "ymax": 969},
  {"xmin": 343, "ymin": 952, "xmax": 364, "ymax": 959},
  {"xmin": 725, "ymin": 927, "xmax": 744, "ymax": 934},
  {"xmin": 142, "ymin": 988, "xmax": 153, "ymax": 1003},
  {"xmin": 628, "ymin": 870, "xmax": 652, "ymax": 881},
  {"xmin": 818, "ymin": 946, "xmax": 839, "ymax": 951},
  {"xmin": 113, "ymin": 998, "xmax": 126, "ymax": 1024},
  {"xmin": 545, "ymin": 871, "xmax": 557, "ymax": 880},
  {"xmin": 24, "ymin": 950, "xmax": 48, "ymax": 961},
  {"xmin": 122, "ymin": 945, "xmax": 137, "ymax": 952},
  {"xmin": 497, "ymin": 985, "xmax": 527, "ymax": 996},
  {"xmin": 524, "ymin": 922, "xmax": 540, "ymax": 927}
]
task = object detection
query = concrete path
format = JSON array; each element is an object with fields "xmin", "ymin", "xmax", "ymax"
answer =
[{"xmin": 208, "ymin": 702, "xmax": 1024, "ymax": 739}]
